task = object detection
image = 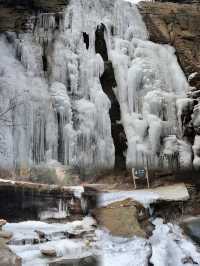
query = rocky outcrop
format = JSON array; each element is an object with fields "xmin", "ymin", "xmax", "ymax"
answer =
[
  {"xmin": 0, "ymin": 179, "xmax": 97, "ymax": 221},
  {"xmin": 0, "ymin": 0, "xmax": 68, "ymax": 12},
  {"xmin": 0, "ymin": 0, "xmax": 67, "ymax": 32},
  {"xmin": 139, "ymin": 1, "xmax": 200, "ymax": 89},
  {"xmin": 0, "ymin": 239, "xmax": 21, "ymax": 266}
]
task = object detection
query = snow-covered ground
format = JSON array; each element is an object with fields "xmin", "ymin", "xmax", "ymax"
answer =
[
  {"xmin": 97, "ymin": 230, "xmax": 151, "ymax": 266},
  {"xmin": 97, "ymin": 219, "xmax": 200, "ymax": 266}
]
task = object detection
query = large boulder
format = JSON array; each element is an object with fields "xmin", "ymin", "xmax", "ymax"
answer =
[
  {"xmin": 0, "ymin": 239, "xmax": 21, "ymax": 266},
  {"xmin": 93, "ymin": 198, "xmax": 150, "ymax": 238}
]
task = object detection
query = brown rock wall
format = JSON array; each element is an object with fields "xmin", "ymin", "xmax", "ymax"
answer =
[{"xmin": 139, "ymin": 1, "xmax": 200, "ymax": 89}]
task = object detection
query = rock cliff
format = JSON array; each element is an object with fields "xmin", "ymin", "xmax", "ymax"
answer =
[
  {"xmin": 0, "ymin": 0, "xmax": 67, "ymax": 32},
  {"xmin": 139, "ymin": 1, "xmax": 200, "ymax": 89}
]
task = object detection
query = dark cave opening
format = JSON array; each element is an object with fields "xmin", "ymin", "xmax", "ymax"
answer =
[
  {"xmin": 42, "ymin": 52, "xmax": 48, "ymax": 72},
  {"xmin": 83, "ymin": 32, "xmax": 89, "ymax": 49},
  {"xmin": 95, "ymin": 23, "xmax": 127, "ymax": 169},
  {"xmin": 95, "ymin": 23, "xmax": 108, "ymax": 61},
  {"xmin": 57, "ymin": 112, "xmax": 65, "ymax": 164}
]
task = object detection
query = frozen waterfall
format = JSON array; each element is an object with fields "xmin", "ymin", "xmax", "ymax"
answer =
[{"xmin": 0, "ymin": 0, "xmax": 196, "ymax": 173}]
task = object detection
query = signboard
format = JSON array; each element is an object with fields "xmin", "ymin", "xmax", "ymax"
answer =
[{"xmin": 134, "ymin": 168, "xmax": 146, "ymax": 179}]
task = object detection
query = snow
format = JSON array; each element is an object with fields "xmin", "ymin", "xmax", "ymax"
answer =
[
  {"xmin": 5, "ymin": 212, "xmax": 200, "ymax": 266},
  {"xmin": 4, "ymin": 217, "xmax": 96, "ymax": 245},
  {"xmin": 99, "ymin": 190, "xmax": 159, "ymax": 208},
  {"xmin": 97, "ymin": 230, "xmax": 151, "ymax": 266},
  {"xmin": 98, "ymin": 183, "xmax": 189, "ymax": 208},
  {"xmin": 8, "ymin": 220, "xmax": 200, "ymax": 266},
  {"xmin": 150, "ymin": 219, "xmax": 200, "ymax": 266},
  {"xmin": 10, "ymin": 238, "xmax": 92, "ymax": 266},
  {"xmin": 4, "ymin": 213, "xmax": 200, "ymax": 266},
  {"xmin": 4, "ymin": 217, "xmax": 96, "ymax": 265},
  {"xmin": 96, "ymin": 218, "xmax": 200, "ymax": 266}
]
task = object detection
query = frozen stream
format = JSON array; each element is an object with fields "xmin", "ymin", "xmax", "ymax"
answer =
[
  {"xmin": 98, "ymin": 219, "xmax": 200, "ymax": 266},
  {"xmin": 4, "ymin": 217, "xmax": 98, "ymax": 266},
  {"xmin": 4, "ymin": 213, "xmax": 200, "ymax": 265},
  {"xmin": 6, "ymin": 219, "xmax": 200, "ymax": 266}
]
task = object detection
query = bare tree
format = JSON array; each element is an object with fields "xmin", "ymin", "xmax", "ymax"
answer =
[{"xmin": 0, "ymin": 94, "xmax": 24, "ymax": 126}]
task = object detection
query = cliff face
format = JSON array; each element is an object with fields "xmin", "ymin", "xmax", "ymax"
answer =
[
  {"xmin": 155, "ymin": 0, "xmax": 200, "ymax": 3},
  {"xmin": 139, "ymin": 1, "xmax": 200, "ymax": 89},
  {"xmin": 0, "ymin": 0, "xmax": 67, "ymax": 32}
]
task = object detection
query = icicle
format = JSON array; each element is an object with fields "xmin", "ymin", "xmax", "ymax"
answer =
[
  {"xmin": 0, "ymin": 0, "xmax": 193, "ymax": 173},
  {"xmin": 193, "ymin": 135, "xmax": 200, "ymax": 170}
]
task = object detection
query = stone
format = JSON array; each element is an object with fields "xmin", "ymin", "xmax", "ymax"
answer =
[
  {"xmin": 181, "ymin": 217, "xmax": 200, "ymax": 244},
  {"xmin": 0, "ymin": 219, "xmax": 6, "ymax": 229},
  {"xmin": 49, "ymin": 256, "xmax": 99, "ymax": 266},
  {"xmin": 181, "ymin": 256, "xmax": 197, "ymax": 264},
  {"xmin": 93, "ymin": 198, "xmax": 149, "ymax": 238},
  {"xmin": 0, "ymin": 231, "xmax": 13, "ymax": 240},
  {"xmin": 0, "ymin": 238, "xmax": 22, "ymax": 266},
  {"xmin": 41, "ymin": 247, "xmax": 57, "ymax": 257}
]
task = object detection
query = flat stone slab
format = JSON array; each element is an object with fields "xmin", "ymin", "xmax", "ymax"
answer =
[
  {"xmin": 49, "ymin": 256, "xmax": 99, "ymax": 266},
  {"xmin": 152, "ymin": 183, "xmax": 189, "ymax": 201},
  {"xmin": 98, "ymin": 183, "xmax": 189, "ymax": 208}
]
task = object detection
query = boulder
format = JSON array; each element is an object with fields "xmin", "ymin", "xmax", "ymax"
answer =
[
  {"xmin": 93, "ymin": 198, "xmax": 149, "ymax": 238},
  {"xmin": 0, "ymin": 238, "xmax": 21, "ymax": 266},
  {"xmin": 0, "ymin": 231, "xmax": 13, "ymax": 240},
  {"xmin": 41, "ymin": 248, "xmax": 57, "ymax": 257},
  {"xmin": 0, "ymin": 219, "xmax": 6, "ymax": 229},
  {"xmin": 181, "ymin": 217, "xmax": 200, "ymax": 244}
]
